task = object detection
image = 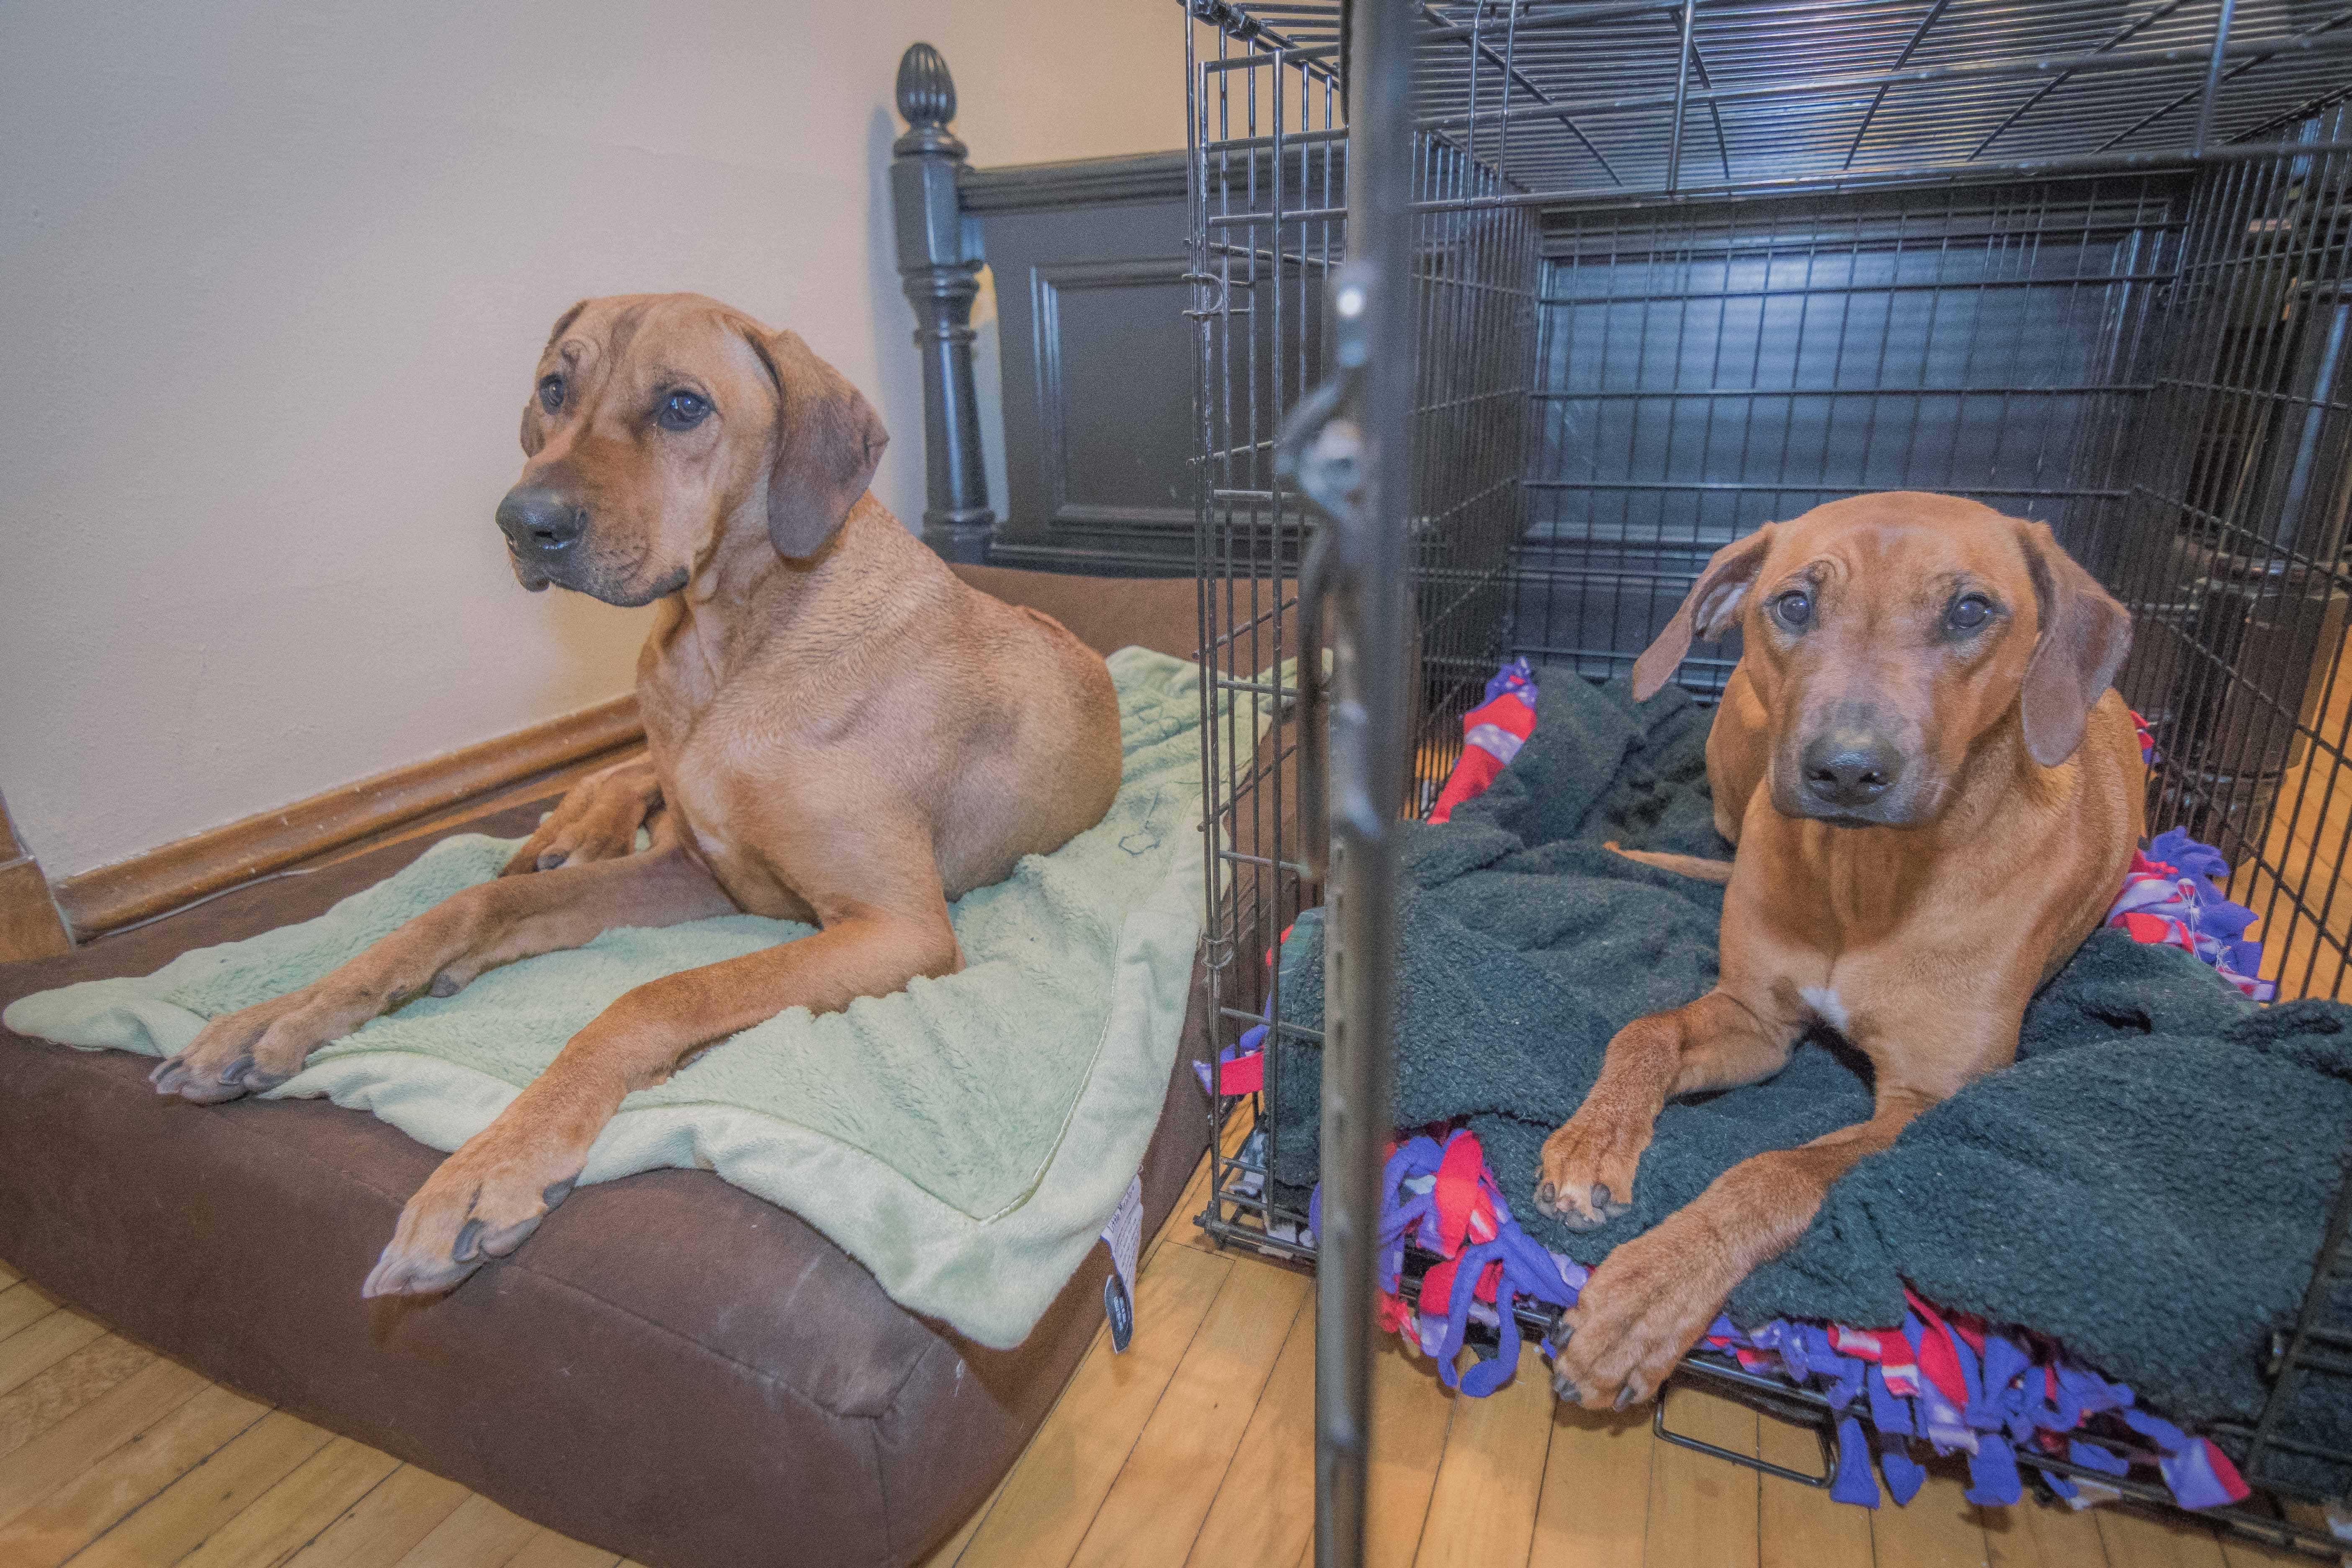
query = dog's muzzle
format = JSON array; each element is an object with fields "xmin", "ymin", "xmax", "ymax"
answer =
[
  {"xmin": 496, "ymin": 485, "xmax": 585, "ymax": 590},
  {"xmin": 1785, "ymin": 726, "xmax": 1913, "ymax": 825}
]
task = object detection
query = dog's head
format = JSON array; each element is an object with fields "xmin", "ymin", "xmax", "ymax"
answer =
[
  {"xmin": 1630, "ymin": 493, "xmax": 2131, "ymax": 829},
  {"xmin": 497, "ymin": 294, "xmax": 887, "ymax": 604}
]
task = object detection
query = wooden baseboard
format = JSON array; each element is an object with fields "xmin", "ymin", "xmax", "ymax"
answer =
[
  {"xmin": 0, "ymin": 791, "xmax": 72, "ymax": 963},
  {"xmin": 51, "ymin": 694, "xmax": 644, "ymax": 940}
]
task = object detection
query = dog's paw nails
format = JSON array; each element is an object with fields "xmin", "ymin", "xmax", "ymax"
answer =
[
  {"xmin": 153, "ymin": 1060, "xmax": 248, "ymax": 1104},
  {"xmin": 1534, "ymin": 1182, "xmax": 1557, "ymax": 1215},
  {"xmin": 238, "ymin": 1066, "xmax": 288, "ymax": 1093},
  {"xmin": 359, "ymin": 1248, "xmax": 472, "ymax": 1300},
  {"xmin": 541, "ymin": 1178, "xmax": 575, "ymax": 1210},
  {"xmin": 428, "ymin": 973, "xmax": 461, "ymax": 999},
  {"xmin": 536, "ymin": 852, "xmax": 567, "ymax": 872},
  {"xmin": 1553, "ymin": 1370, "xmax": 1584, "ymax": 1404},
  {"xmin": 1614, "ymin": 1383, "xmax": 1638, "ymax": 1411},
  {"xmin": 218, "ymin": 1054, "xmax": 254, "ymax": 1086},
  {"xmin": 452, "ymin": 1218, "xmax": 484, "ymax": 1264}
]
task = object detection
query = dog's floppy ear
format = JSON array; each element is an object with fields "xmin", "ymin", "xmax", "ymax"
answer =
[
  {"xmin": 745, "ymin": 326, "xmax": 889, "ymax": 559},
  {"xmin": 520, "ymin": 300, "xmax": 590, "ymax": 457},
  {"xmin": 1631, "ymin": 525, "xmax": 1777, "ymax": 700},
  {"xmin": 2018, "ymin": 520, "xmax": 2133, "ymax": 767}
]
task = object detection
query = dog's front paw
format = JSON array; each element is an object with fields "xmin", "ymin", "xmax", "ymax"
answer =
[
  {"xmin": 361, "ymin": 1134, "xmax": 585, "ymax": 1298},
  {"xmin": 1532, "ymin": 1108, "xmax": 1648, "ymax": 1229},
  {"xmin": 1548, "ymin": 1224, "xmax": 1730, "ymax": 1411},
  {"xmin": 149, "ymin": 983, "xmax": 365, "ymax": 1103}
]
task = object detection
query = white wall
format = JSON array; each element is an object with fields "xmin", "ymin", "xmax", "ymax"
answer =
[{"xmin": 0, "ymin": 0, "xmax": 1186, "ymax": 879}]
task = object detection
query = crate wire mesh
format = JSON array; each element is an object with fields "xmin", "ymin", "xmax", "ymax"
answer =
[
  {"xmin": 1187, "ymin": 0, "xmax": 1538, "ymax": 1260},
  {"xmin": 1518, "ymin": 176, "xmax": 2187, "ymax": 696},
  {"xmin": 2084, "ymin": 113, "xmax": 2352, "ymax": 1009},
  {"xmin": 1186, "ymin": 0, "xmax": 2352, "ymax": 1551}
]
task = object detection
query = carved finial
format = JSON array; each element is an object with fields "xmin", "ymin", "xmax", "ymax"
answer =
[{"xmin": 896, "ymin": 43, "xmax": 955, "ymax": 130}]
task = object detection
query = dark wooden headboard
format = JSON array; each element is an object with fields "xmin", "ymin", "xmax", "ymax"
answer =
[{"xmin": 890, "ymin": 44, "xmax": 1192, "ymax": 577}]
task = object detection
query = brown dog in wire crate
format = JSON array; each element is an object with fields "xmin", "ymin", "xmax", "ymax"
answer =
[{"xmin": 1533, "ymin": 491, "xmax": 2145, "ymax": 1411}]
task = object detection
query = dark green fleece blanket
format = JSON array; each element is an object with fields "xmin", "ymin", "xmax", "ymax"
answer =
[{"xmin": 1269, "ymin": 671, "xmax": 2352, "ymax": 1476}]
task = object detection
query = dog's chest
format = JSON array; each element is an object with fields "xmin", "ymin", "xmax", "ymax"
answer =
[{"xmin": 641, "ymin": 687, "xmax": 831, "ymax": 922}]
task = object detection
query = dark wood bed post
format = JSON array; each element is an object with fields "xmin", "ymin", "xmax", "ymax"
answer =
[{"xmin": 891, "ymin": 42, "xmax": 995, "ymax": 564}]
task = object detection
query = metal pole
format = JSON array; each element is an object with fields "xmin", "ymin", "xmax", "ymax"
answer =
[
  {"xmin": 2192, "ymin": 0, "xmax": 2238, "ymax": 156},
  {"xmin": 1317, "ymin": 0, "xmax": 1410, "ymax": 1563},
  {"xmin": 890, "ymin": 44, "xmax": 995, "ymax": 562},
  {"xmin": 1665, "ymin": 1, "xmax": 1697, "ymax": 192}
]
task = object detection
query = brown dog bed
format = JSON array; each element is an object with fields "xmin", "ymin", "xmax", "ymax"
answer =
[{"xmin": 0, "ymin": 567, "xmax": 1213, "ymax": 1568}]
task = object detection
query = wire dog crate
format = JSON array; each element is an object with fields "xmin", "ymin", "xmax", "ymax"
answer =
[{"xmin": 1185, "ymin": 0, "xmax": 2352, "ymax": 1558}]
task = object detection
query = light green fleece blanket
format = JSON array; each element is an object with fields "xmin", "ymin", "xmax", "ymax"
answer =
[{"xmin": 5, "ymin": 646, "xmax": 1223, "ymax": 1349}]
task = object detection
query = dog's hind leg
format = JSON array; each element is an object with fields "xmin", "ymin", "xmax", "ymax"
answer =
[
  {"xmin": 363, "ymin": 835, "xmax": 962, "ymax": 1298},
  {"xmin": 1533, "ymin": 987, "xmax": 1797, "ymax": 1230},
  {"xmin": 151, "ymin": 838, "xmax": 733, "ymax": 1102}
]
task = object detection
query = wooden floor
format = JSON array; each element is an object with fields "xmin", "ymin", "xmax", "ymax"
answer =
[
  {"xmin": 0, "ymin": 1148, "xmax": 2313, "ymax": 1568},
  {"xmin": 0, "ymin": 1257, "xmax": 632, "ymax": 1568}
]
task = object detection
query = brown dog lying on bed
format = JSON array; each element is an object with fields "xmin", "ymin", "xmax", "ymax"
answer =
[
  {"xmin": 1535, "ymin": 492, "xmax": 2143, "ymax": 1409},
  {"xmin": 147, "ymin": 293, "xmax": 1122, "ymax": 1297}
]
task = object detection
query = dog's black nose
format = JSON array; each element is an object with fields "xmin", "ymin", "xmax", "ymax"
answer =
[
  {"xmin": 496, "ymin": 486, "xmax": 584, "ymax": 555},
  {"xmin": 1801, "ymin": 731, "xmax": 1903, "ymax": 810}
]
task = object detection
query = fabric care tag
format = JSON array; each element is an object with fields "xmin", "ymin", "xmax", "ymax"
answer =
[{"xmin": 1100, "ymin": 1175, "xmax": 1144, "ymax": 1353}]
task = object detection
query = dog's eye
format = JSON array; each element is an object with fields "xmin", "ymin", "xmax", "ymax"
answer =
[
  {"xmin": 658, "ymin": 390, "xmax": 712, "ymax": 431},
  {"xmin": 1947, "ymin": 593, "xmax": 1994, "ymax": 633},
  {"xmin": 536, "ymin": 376, "xmax": 564, "ymax": 414},
  {"xmin": 1770, "ymin": 590, "xmax": 1813, "ymax": 632}
]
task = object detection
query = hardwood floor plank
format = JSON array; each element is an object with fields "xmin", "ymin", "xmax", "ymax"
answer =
[
  {"xmin": 0, "ymin": 1381, "xmax": 269, "ymax": 1567},
  {"xmin": 1870, "ymin": 1458, "xmax": 1989, "ymax": 1568},
  {"xmin": 1529, "ymin": 1399, "xmax": 1652, "ymax": 1568},
  {"xmin": 1146, "ymin": 1150, "xmax": 1217, "ymax": 1272},
  {"xmin": 2218, "ymin": 1522, "xmax": 2334, "ymax": 1566},
  {"xmin": 1756, "ymin": 1408, "xmax": 1870, "ymax": 1568},
  {"xmin": 1183, "ymin": 1288, "xmax": 1317, "ymax": 1568},
  {"xmin": 1646, "ymin": 1384, "xmax": 1762, "ymax": 1568},
  {"xmin": 501, "ymin": 1527, "xmax": 623, "ymax": 1568},
  {"xmin": 173, "ymin": 1437, "xmax": 402, "ymax": 1568},
  {"xmin": 278, "ymin": 1462, "xmax": 471, "ymax": 1568},
  {"xmin": 0, "ymin": 1358, "xmax": 209, "ymax": 1529},
  {"xmin": 0, "ymin": 1280, "xmax": 61, "ymax": 1344},
  {"xmin": 2095, "ymin": 1507, "xmax": 2228, "ymax": 1568},
  {"xmin": 0, "ymin": 1338, "xmax": 160, "ymax": 1464},
  {"xmin": 1981, "ymin": 1491, "xmax": 2111, "ymax": 1567},
  {"xmin": 0, "ymin": 1259, "xmax": 21, "ymax": 1287},
  {"xmin": 384, "ymin": 1491, "xmax": 541, "ymax": 1568},
  {"xmin": 958, "ymin": 1244, "xmax": 1233, "ymax": 1568},
  {"xmin": 0, "ymin": 1311, "xmax": 106, "ymax": 1401},
  {"xmin": 1070, "ymin": 1256, "xmax": 1312, "ymax": 1568},
  {"xmin": 1365, "ymin": 1341, "xmax": 1458, "ymax": 1568},
  {"xmin": 57, "ymin": 1408, "xmax": 331, "ymax": 1568},
  {"xmin": 1410, "ymin": 1344, "xmax": 1555, "ymax": 1568}
]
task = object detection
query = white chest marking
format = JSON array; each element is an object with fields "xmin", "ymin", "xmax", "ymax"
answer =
[{"xmin": 1800, "ymin": 986, "xmax": 1850, "ymax": 1032}]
